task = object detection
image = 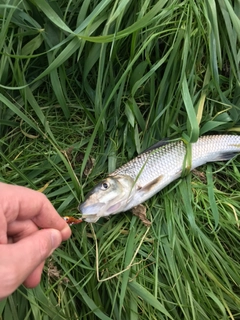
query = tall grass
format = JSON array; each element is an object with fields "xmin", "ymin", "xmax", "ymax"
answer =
[{"xmin": 0, "ymin": 0, "xmax": 240, "ymax": 319}]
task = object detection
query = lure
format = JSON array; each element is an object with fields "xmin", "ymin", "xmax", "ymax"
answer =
[{"xmin": 64, "ymin": 216, "xmax": 83, "ymax": 225}]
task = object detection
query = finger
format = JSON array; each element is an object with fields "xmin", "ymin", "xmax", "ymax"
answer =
[
  {"xmin": 0, "ymin": 228, "xmax": 62, "ymax": 300},
  {"xmin": 7, "ymin": 220, "xmax": 39, "ymax": 243},
  {"xmin": 0, "ymin": 217, "xmax": 7, "ymax": 244},
  {"xmin": 7, "ymin": 221, "xmax": 45, "ymax": 289},
  {"xmin": 0, "ymin": 183, "xmax": 71, "ymax": 240},
  {"xmin": 23, "ymin": 262, "xmax": 45, "ymax": 288},
  {"xmin": 6, "ymin": 221, "xmax": 59, "ymax": 289}
]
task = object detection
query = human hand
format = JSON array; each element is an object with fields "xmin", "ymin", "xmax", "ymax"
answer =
[{"xmin": 0, "ymin": 183, "xmax": 71, "ymax": 300}]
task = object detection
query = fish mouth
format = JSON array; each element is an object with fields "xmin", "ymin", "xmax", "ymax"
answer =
[
  {"xmin": 79, "ymin": 202, "xmax": 105, "ymax": 214},
  {"xmin": 82, "ymin": 214, "xmax": 100, "ymax": 223},
  {"xmin": 79, "ymin": 202, "xmax": 105, "ymax": 222},
  {"xmin": 79, "ymin": 200, "xmax": 125, "ymax": 223}
]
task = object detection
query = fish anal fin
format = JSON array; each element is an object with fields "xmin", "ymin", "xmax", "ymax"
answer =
[
  {"xmin": 214, "ymin": 151, "xmax": 239, "ymax": 162},
  {"xmin": 140, "ymin": 175, "xmax": 164, "ymax": 193}
]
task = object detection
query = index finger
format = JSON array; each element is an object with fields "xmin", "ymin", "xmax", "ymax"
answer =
[{"xmin": 0, "ymin": 183, "xmax": 71, "ymax": 240}]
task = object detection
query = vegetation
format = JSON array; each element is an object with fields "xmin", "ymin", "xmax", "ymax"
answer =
[{"xmin": 0, "ymin": 0, "xmax": 240, "ymax": 319}]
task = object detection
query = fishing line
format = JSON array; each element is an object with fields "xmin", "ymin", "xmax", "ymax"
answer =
[{"xmin": 90, "ymin": 222, "xmax": 151, "ymax": 282}]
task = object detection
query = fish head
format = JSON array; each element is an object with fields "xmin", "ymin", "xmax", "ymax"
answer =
[{"xmin": 79, "ymin": 174, "xmax": 136, "ymax": 222}]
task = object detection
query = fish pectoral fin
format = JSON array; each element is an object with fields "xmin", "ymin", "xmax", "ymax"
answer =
[{"xmin": 140, "ymin": 175, "xmax": 164, "ymax": 193}]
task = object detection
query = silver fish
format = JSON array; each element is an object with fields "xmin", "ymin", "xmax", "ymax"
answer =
[{"xmin": 79, "ymin": 135, "xmax": 240, "ymax": 223}]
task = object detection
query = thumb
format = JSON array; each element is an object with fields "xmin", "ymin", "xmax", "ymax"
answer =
[{"xmin": 0, "ymin": 229, "xmax": 62, "ymax": 299}]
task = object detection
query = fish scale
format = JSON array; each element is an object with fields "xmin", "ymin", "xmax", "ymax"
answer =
[{"xmin": 79, "ymin": 135, "xmax": 240, "ymax": 223}]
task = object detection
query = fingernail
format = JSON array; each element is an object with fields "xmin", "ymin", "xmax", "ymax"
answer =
[{"xmin": 50, "ymin": 229, "xmax": 62, "ymax": 249}]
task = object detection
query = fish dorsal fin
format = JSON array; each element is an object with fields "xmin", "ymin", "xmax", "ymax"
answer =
[{"xmin": 141, "ymin": 139, "xmax": 169, "ymax": 154}]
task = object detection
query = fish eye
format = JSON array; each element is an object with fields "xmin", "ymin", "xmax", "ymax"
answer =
[{"xmin": 101, "ymin": 181, "xmax": 110, "ymax": 190}]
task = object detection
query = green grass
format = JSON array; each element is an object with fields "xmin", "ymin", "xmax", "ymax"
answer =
[{"xmin": 0, "ymin": 0, "xmax": 240, "ymax": 319}]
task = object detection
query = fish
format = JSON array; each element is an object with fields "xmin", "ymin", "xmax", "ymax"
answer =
[{"xmin": 79, "ymin": 135, "xmax": 240, "ymax": 223}]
